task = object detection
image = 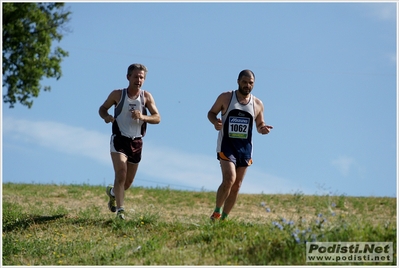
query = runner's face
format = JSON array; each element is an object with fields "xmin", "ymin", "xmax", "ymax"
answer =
[
  {"xmin": 127, "ymin": 70, "xmax": 146, "ymax": 89},
  {"xmin": 237, "ymin": 75, "xmax": 254, "ymax": 96}
]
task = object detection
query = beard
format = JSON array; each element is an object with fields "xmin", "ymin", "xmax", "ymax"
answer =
[{"xmin": 238, "ymin": 86, "xmax": 251, "ymax": 96}]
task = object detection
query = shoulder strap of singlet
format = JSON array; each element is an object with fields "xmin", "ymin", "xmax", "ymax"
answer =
[
  {"xmin": 221, "ymin": 91, "xmax": 234, "ymax": 116},
  {"xmin": 251, "ymin": 94, "xmax": 255, "ymax": 116},
  {"xmin": 141, "ymin": 90, "xmax": 149, "ymax": 115},
  {"xmin": 114, "ymin": 88, "xmax": 126, "ymax": 118},
  {"xmin": 140, "ymin": 90, "xmax": 145, "ymax": 107}
]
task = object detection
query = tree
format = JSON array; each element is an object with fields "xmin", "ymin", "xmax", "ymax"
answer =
[{"xmin": 2, "ymin": 2, "xmax": 71, "ymax": 108}]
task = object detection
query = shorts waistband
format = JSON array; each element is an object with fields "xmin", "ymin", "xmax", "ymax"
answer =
[{"xmin": 115, "ymin": 134, "xmax": 142, "ymax": 140}]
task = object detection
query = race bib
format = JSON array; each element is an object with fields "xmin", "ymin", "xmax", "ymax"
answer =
[{"xmin": 228, "ymin": 117, "xmax": 249, "ymax": 139}]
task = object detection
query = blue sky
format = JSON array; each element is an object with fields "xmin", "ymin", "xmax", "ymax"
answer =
[{"xmin": 2, "ymin": 2, "xmax": 397, "ymax": 197}]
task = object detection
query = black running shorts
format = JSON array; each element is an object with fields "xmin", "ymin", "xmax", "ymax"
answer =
[
  {"xmin": 110, "ymin": 134, "xmax": 143, "ymax": 164},
  {"xmin": 217, "ymin": 152, "xmax": 253, "ymax": 167}
]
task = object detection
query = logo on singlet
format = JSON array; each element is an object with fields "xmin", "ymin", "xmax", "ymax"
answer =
[{"xmin": 129, "ymin": 103, "xmax": 137, "ymax": 111}]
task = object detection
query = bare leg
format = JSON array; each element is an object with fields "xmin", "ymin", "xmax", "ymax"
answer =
[
  {"xmin": 222, "ymin": 166, "xmax": 248, "ymax": 215},
  {"xmin": 125, "ymin": 162, "xmax": 139, "ymax": 190},
  {"xmin": 215, "ymin": 160, "xmax": 236, "ymax": 208},
  {"xmin": 111, "ymin": 152, "xmax": 128, "ymax": 209}
]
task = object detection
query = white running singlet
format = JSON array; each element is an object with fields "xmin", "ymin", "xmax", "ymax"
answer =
[{"xmin": 112, "ymin": 88, "xmax": 147, "ymax": 138}]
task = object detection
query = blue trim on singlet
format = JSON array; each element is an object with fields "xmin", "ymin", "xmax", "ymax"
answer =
[
  {"xmin": 112, "ymin": 89, "xmax": 148, "ymax": 137},
  {"xmin": 114, "ymin": 88, "xmax": 126, "ymax": 119}
]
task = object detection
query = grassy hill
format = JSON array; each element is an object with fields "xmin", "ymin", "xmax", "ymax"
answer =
[{"xmin": 2, "ymin": 183, "xmax": 396, "ymax": 265}]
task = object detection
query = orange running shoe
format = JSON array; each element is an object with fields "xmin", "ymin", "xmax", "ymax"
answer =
[{"xmin": 210, "ymin": 212, "xmax": 221, "ymax": 221}]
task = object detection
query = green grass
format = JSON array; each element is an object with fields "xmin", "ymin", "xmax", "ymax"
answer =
[{"xmin": 2, "ymin": 183, "xmax": 396, "ymax": 265}]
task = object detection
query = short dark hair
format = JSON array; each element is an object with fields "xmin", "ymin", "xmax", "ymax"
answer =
[
  {"xmin": 127, "ymin": 63, "xmax": 148, "ymax": 76},
  {"xmin": 238, "ymin": 69, "xmax": 255, "ymax": 80}
]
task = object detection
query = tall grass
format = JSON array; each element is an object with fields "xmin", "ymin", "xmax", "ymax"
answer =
[{"xmin": 2, "ymin": 183, "xmax": 396, "ymax": 265}]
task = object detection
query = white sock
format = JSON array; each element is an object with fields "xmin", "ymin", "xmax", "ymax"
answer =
[{"xmin": 110, "ymin": 187, "xmax": 115, "ymax": 197}]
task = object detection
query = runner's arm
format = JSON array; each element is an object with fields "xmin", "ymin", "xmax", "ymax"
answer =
[
  {"xmin": 208, "ymin": 92, "xmax": 229, "ymax": 130},
  {"xmin": 141, "ymin": 91, "xmax": 161, "ymax": 124},
  {"xmin": 99, "ymin": 90, "xmax": 120, "ymax": 123},
  {"xmin": 254, "ymin": 98, "xmax": 273, "ymax": 134}
]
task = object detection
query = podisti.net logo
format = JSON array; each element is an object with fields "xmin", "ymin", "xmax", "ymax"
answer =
[{"xmin": 306, "ymin": 242, "xmax": 393, "ymax": 263}]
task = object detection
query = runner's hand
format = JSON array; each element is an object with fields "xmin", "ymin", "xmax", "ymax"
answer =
[
  {"xmin": 260, "ymin": 125, "xmax": 273, "ymax": 134},
  {"xmin": 104, "ymin": 115, "xmax": 115, "ymax": 123},
  {"xmin": 131, "ymin": 110, "xmax": 142, "ymax": 120},
  {"xmin": 214, "ymin": 118, "xmax": 222, "ymax": 131}
]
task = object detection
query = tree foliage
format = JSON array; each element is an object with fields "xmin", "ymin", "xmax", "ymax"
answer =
[{"xmin": 2, "ymin": 2, "xmax": 71, "ymax": 108}]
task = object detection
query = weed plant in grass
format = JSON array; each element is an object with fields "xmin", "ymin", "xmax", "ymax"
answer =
[{"xmin": 2, "ymin": 183, "xmax": 396, "ymax": 265}]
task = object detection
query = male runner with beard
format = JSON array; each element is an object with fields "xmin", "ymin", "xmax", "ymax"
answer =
[{"xmin": 207, "ymin": 69, "xmax": 273, "ymax": 221}]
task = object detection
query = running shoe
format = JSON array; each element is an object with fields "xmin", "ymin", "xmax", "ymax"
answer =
[
  {"xmin": 117, "ymin": 208, "xmax": 125, "ymax": 220},
  {"xmin": 210, "ymin": 212, "xmax": 221, "ymax": 221},
  {"xmin": 106, "ymin": 185, "xmax": 116, "ymax": 213}
]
